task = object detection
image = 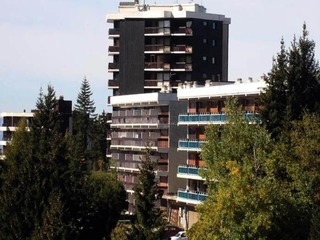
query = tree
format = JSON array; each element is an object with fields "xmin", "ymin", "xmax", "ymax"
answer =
[
  {"xmin": 188, "ymin": 98, "xmax": 314, "ymax": 239},
  {"xmin": 0, "ymin": 86, "xmax": 78, "ymax": 239},
  {"xmin": 74, "ymin": 76, "xmax": 96, "ymax": 116},
  {"xmin": 111, "ymin": 223, "xmax": 130, "ymax": 240},
  {"xmin": 260, "ymin": 38, "xmax": 288, "ymax": 139},
  {"xmin": 0, "ymin": 85, "xmax": 126, "ymax": 240},
  {"xmin": 73, "ymin": 77, "xmax": 96, "ymax": 170},
  {"xmin": 188, "ymin": 99, "xmax": 320, "ymax": 239},
  {"xmin": 89, "ymin": 111, "xmax": 110, "ymax": 170},
  {"xmin": 130, "ymin": 145, "xmax": 165, "ymax": 240},
  {"xmin": 79, "ymin": 171, "xmax": 127, "ymax": 240},
  {"xmin": 260, "ymin": 23, "xmax": 320, "ymax": 139}
]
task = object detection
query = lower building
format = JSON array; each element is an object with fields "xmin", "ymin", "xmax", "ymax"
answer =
[
  {"xmin": 0, "ymin": 97, "xmax": 72, "ymax": 160},
  {"xmin": 109, "ymin": 91, "xmax": 188, "ymax": 214},
  {"xmin": 0, "ymin": 112, "xmax": 34, "ymax": 159},
  {"xmin": 172, "ymin": 78, "xmax": 266, "ymax": 229}
]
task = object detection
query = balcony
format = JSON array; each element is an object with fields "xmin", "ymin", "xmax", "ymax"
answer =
[
  {"xmin": 109, "ymin": 28, "xmax": 120, "ymax": 37},
  {"xmin": 178, "ymin": 112, "xmax": 260, "ymax": 125},
  {"xmin": 145, "ymin": 45, "xmax": 170, "ymax": 53},
  {"xmin": 145, "ymin": 27, "xmax": 170, "ymax": 36},
  {"xmin": 171, "ymin": 27, "xmax": 193, "ymax": 36},
  {"xmin": 108, "ymin": 46, "xmax": 120, "ymax": 54},
  {"xmin": 177, "ymin": 165, "xmax": 207, "ymax": 180},
  {"xmin": 108, "ymin": 63, "xmax": 119, "ymax": 71},
  {"xmin": 171, "ymin": 45, "xmax": 192, "ymax": 53},
  {"xmin": 144, "ymin": 80, "xmax": 179, "ymax": 88},
  {"xmin": 177, "ymin": 189, "xmax": 207, "ymax": 205},
  {"xmin": 145, "ymin": 62, "xmax": 170, "ymax": 71},
  {"xmin": 171, "ymin": 62, "xmax": 192, "ymax": 71},
  {"xmin": 108, "ymin": 80, "xmax": 119, "ymax": 88},
  {"xmin": 178, "ymin": 140, "xmax": 205, "ymax": 151},
  {"xmin": 178, "ymin": 113, "xmax": 227, "ymax": 125}
]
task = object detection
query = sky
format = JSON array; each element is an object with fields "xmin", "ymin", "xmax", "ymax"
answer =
[{"xmin": 0, "ymin": 0, "xmax": 319, "ymax": 113}]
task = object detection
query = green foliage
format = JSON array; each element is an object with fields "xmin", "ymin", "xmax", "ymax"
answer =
[
  {"xmin": 73, "ymin": 77, "xmax": 108, "ymax": 171},
  {"xmin": 189, "ymin": 98, "xmax": 277, "ymax": 240},
  {"xmin": 260, "ymin": 23, "xmax": 320, "ymax": 139},
  {"xmin": 79, "ymin": 171, "xmax": 127, "ymax": 240},
  {"xmin": 111, "ymin": 223, "xmax": 130, "ymax": 240},
  {"xmin": 74, "ymin": 76, "xmax": 96, "ymax": 116},
  {"xmin": 0, "ymin": 85, "xmax": 126, "ymax": 240},
  {"xmin": 130, "ymin": 145, "xmax": 165, "ymax": 240},
  {"xmin": 189, "ymin": 99, "xmax": 320, "ymax": 239}
]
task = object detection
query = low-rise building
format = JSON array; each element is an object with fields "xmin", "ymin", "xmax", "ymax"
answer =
[{"xmin": 171, "ymin": 78, "xmax": 266, "ymax": 229}]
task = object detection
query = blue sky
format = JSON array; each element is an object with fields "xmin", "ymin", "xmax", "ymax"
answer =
[{"xmin": 1, "ymin": 0, "xmax": 319, "ymax": 113}]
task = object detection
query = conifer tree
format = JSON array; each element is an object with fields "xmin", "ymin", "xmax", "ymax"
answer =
[
  {"xmin": 260, "ymin": 23, "xmax": 320, "ymax": 139},
  {"xmin": 0, "ymin": 85, "xmax": 126, "ymax": 239},
  {"xmin": 73, "ymin": 77, "xmax": 96, "ymax": 170},
  {"xmin": 130, "ymin": 144, "xmax": 165, "ymax": 240},
  {"xmin": 260, "ymin": 39, "xmax": 288, "ymax": 138}
]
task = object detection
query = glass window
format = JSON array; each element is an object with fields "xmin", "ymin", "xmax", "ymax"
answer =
[
  {"xmin": 212, "ymin": 57, "xmax": 215, "ymax": 64},
  {"xmin": 212, "ymin": 39, "xmax": 216, "ymax": 46},
  {"xmin": 203, "ymin": 56, "xmax": 207, "ymax": 61},
  {"xmin": 203, "ymin": 39, "xmax": 207, "ymax": 44},
  {"xmin": 213, "ymin": 22, "xmax": 216, "ymax": 29},
  {"xmin": 203, "ymin": 21, "xmax": 207, "ymax": 26}
]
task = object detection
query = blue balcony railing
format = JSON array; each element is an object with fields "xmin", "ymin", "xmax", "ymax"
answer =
[
  {"xmin": 178, "ymin": 190, "xmax": 207, "ymax": 202},
  {"xmin": 178, "ymin": 112, "xmax": 260, "ymax": 124},
  {"xmin": 178, "ymin": 165, "xmax": 200, "ymax": 175},
  {"xmin": 178, "ymin": 140, "xmax": 205, "ymax": 150}
]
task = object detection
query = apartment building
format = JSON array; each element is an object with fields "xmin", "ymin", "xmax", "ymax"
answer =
[
  {"xmin": 109, "ymin": 91, "xmax": 188, "ymax": 212},
  {"xmin": 167, "ymin": 78, "xmax": 266, "ymax": 229},
  {"xmin": 107, "ymin": 1, "xmax": 231, "ymax": 96},
  {"xmin": 0, "ymin": 112, "xmax": 34, "ymax": 159},
  {"xmin": 0, "ymin": 97, "xmax": 72, "ymax": 159}
]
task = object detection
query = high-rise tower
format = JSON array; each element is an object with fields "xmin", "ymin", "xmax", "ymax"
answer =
[{"xmin": 107, "ymin": 1, "xmax": 231, "ymax": 96}]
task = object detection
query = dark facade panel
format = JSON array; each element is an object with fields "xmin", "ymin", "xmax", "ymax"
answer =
[
  {"xmin": 119, "ymin": 20, "xmax": 145, "ymax": 95},
  {"xmin": 168, "ymin": 100, "xmax": 188, "ymax": 193},
  {"xmin": 191, "ymin": 19, "xmax": 225, "ymax": 83}
]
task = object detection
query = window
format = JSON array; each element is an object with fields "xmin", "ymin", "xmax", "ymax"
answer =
[
  {"xmin": 203, "ymin": 39, "xmax": 207, "ymax": 44},
  {"xmin": 212, "ymin": 22, "xmax": 216, "ymax": 29},
  {"xmin": 203, "ymin": 21, "xmax": 207, "ymax": 26},
  {"xmin": 202, "ymin": 73, "xmax": 207, "ymax": 79},
  {"xmin": 212, "ymin": 39, "xmax": 216, "ymax": 46},
  {"xmin": 212, "ymin": 57, "xmax": 215, "ymax": 64},
  {"xmin": 203, "ymin": 56, "xmax": 207, "ymax": 61}
]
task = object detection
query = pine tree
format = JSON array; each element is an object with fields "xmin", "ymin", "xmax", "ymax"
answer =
[
  {"xmin": 74, "ymin": 76, "xmax": 96, "ymax": 116},
  {"xmin": 260, "ymin": 24, "xmax": 320, "ymax": 139},
  {"xmin": 89, "ymin": 111, "xmax": 110, "ymax": 170},
  {"xmin": 260, "ymin": 38, "xmax": 288, "ymax": 139},
  {"xmin": 130, "ymin": 144, "xmax": 165, "ymax": 240},
  {"xmin": 73, "ymin": 77, "xmax": 97, "ymax": 170},
  {"xmin": 0, "ymin": 85, "xmax": 126, "ymax": 239}
]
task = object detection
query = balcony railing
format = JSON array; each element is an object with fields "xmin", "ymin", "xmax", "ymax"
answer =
[
  {"xmin": 171, "ymin": 63, "xmax": 192, "ymax": 71},
  {"xmin": 178, "ymin": 140, "xmax": 205, "ymax": 150},
  {"xmin": 109, "ymin": 28, "xmax": 120, "ymax": 36},
  {"xmin": 171, "ymin": 27, "xmax": 193, "ymax": 35},
  {"xmin": 144, "ymin": 80, "xmax": 179, "ymax": 87},
  {"xmin": 178, "ymin": 165, "xmax": 200, "ymax": 175},
  {"xmin": 177, "ymin": 189, "xmax": 207, "ymax": 203},
  {"xmin": 178, "ymin": 112, "xmax": 260, "ymax": 124},
  {"xmin": 145, "ymin": 27, "xmax": 170, "ymax": 35},
  {"xmin": 145, "ymin": 62, "xmax": 170, "ymax": 70},
  {"xmin": 108, "ymin": 62, "xmax": 120, "ymax": 70},
  {"xmin": 179, "ymin": 113, "xmax": 227, "ymax": 123},
  {"xmin": 171, "ymin": 45, "xmax": 192, "ymax": 53},
  {"xmin": 145, "ymin": 45, "xmax": 170, "ymax": 52},
  {"xmin": 108, "ymin": 80, "xmax": 119, "ymax": 87},
  {"xmin": 108, "ymin": 46, "xmax": 120, "ymax": 52}
]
